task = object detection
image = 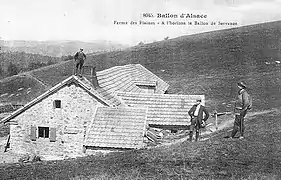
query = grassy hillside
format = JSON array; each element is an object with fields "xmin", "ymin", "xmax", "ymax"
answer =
[
  {"xmin": 1, "ymin": 21, "xmax": 281, "ymax": 113},
  {"xmin": 0, "ymin": 52, "xmax": 60, "ymax": 78},
  {"xmin": 0, "ymin": 74, "xmax": 46, "ymax": 104},
  {"xmin": 84, "ymin": 21, "xmax": 281, "ymax": 74},
  {"xmin": 1, "ymin": 20, "xmax": 281, "ymax": 180},
  {"xmin": 87, "ymin": 20, "xmax": 281, "ymax": 112}
]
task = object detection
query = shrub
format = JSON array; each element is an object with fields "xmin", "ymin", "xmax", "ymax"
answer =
[
  {"xmin": 7, "ymin": 62, "xmax": 19, "ymax": 76},
  {"xmin": 18, "ymin": 153, "xmax": 42, "ymax": 163}
]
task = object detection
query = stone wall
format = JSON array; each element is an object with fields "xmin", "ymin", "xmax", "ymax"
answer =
[
  {"xmin": 0, "ymin": 123, "xmax": 9, "ymax": 137},
  {"xmin": 9, "ymin": 83, "xmax": 104, "ymax": 157}
]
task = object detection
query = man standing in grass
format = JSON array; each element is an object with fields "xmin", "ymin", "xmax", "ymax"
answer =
[
  {"xmin": 188, "ymin": 99, "xmax": 209, "ymax": 142},
  {"xmin": 74, "ymin": 48, "xmax": 86, "ymax": 77},
  {"xmin": 231, "ymin": 81, "xmax": 252, "ymax": 139}
]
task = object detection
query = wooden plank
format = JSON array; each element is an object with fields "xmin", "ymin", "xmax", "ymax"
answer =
[
  {"xmin": 50, "ymin": 128, "xmax": 56, "ymax": 142},
  {"xmin": 4, "ymin": 135, "xmax": 10, "ymax": 152},
  {"xmin": 30, "ymin": 125, "xmax": 36, "ymax": 141}
]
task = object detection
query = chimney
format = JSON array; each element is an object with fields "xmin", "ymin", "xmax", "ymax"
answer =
[{"xmin": 91, "ymin": 66, "xmax": 100, "ymax": 89}]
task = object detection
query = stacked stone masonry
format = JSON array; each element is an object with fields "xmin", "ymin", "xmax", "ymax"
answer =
[{"xmin": 9, "ymin": 83, "xmax": 103, "ymax": 157}]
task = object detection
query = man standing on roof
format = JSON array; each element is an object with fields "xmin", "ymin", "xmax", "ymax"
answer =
[
  {"xmin": 188, "ymin": 99, "xmax": 209, "ymax": 142},
  {"xmin": 74, "ymin": 48, "xmax": 86, "ymax": 77},
  {"xmin": 230, "ymin": 81, "xmax": 252, "ymax": 139}
]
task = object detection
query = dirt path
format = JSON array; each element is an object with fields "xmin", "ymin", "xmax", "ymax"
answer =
[
  {"xmin": 156, "ymin": 108, "xmax": 279, "ymax": 147},
  {"xmin": 208, "ymin": 109, "xmax": 274, "ymax": 132}
]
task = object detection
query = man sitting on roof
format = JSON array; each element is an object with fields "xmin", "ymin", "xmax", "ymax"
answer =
[{"xmin": 188, "ymin": 99, "xmax": 209, "ymax": 142}]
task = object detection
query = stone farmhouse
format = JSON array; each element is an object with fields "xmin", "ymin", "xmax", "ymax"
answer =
[{"xmin": 0, "ymin": 64, "xmax": 205, "ymax": 158}]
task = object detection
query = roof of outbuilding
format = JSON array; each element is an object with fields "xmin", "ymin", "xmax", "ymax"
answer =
[
  {"xmin": 96, "ymin": 64, "xmax": 169, "ymax": 94},
  {"xmin": 116, "ymin": 92, "xmax": 205, "ymax": 126},
  {"xmin": 84, "ymin": 107, "xmax": 147, "ymax": 149}
]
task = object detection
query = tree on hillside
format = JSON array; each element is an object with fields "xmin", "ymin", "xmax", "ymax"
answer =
[
  {"xmin": 7, "ymin": 62, "xmax": 19, "ymax": 76},
  {"xmin": 0, "ymin": 63, "xmax": 3, "ymax": 76},
  {"xmin": 138, "ymin": 41, "xmax": 144, "ymax": 46},
  {"xmin": 47, "ymin": 59, "xmax": 54, "ymax": 65},
  {"xmin": 61, "ymin": 55, "xmax": 73, "ymax": 61},
  {"xmin": 27, "ymin": 62, "xmax": 46, "ymax": 70}
]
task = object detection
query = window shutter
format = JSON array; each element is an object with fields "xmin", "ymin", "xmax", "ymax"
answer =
[
  {"xmin": 30, "ymin": 126, "xmax": 36, "ymax": 141},
  {"xmin": 50, "ymin": 128, "xmax": 56, "ymax": 142}
]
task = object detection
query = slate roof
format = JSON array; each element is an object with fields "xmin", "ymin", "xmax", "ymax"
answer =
[
  {"xmin": 0, "ymin": 76, "xmax": 123, "ymax": 124},
  {"xmin": 96, "ymin": 64, "xmax": 169, "ymax": 94},
  {"xmin": 116, "ymin": 92, "xmax": 205, "ymax": 126},
  {"xmin": 84, "ymin": 107, "xmax": 147, "ymax": 149},
  {"xmin": 79, "ymin": 76, "xmax": 123, "ymax": 107}
]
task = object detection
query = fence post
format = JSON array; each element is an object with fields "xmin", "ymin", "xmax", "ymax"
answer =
[
  {"xmin": 214, "ymin": 110, "xmax": 218, "ymax": 130},
  {"xmin": 73, "ymin": 59, "xmax": 75, "ymax": 75}
]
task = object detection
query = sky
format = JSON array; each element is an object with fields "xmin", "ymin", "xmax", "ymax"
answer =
[{"xmin": 0, "ymin": 0, "xmax": 281, "ymax": 45}]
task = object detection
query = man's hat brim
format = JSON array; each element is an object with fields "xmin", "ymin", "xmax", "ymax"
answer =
[{"xmin": 237, "ymin": 82, "xmax": 246, "ymax": 88}]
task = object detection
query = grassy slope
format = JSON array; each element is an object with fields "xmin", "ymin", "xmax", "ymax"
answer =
[
  {"xmin": 83, "ymin": 20, "xmax": 281, "ymax": 112},
  {"xmin": 1, "ymin": 21, "xmax": 281, "ymax": 179},
  {"xmin": 1, "ymin": 109, "xmax": 280, "ymax": 179},
  {"xmin": 2, "ymin": 21, "xmax": 281, "ymax": 112},
  {"xmin": 0, "ymin": 74, "xmax": 46, "ymax": 104}
]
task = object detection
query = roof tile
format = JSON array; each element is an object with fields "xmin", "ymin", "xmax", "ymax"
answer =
[
  {"xmin": 85, "ymin": 107, "xmax": 147, "ymax": 149},
  {"xmin": 117, "ymin": 92, "xmax": 205, "ymax": 126},
  {"xmin": 96, "ymin": 64, "xmax": 169, "ymax": 94}
]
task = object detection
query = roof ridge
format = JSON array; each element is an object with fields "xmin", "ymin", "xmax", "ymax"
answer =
[
  {"xmin": 97, "ymin": 64, "xmax": 140, "ymax": 75},
  {"xmin": 97, "ymin": 106, "xmax": 148, "ymax": 111},
  {"xmin": 116, "ymin": 91, "xmax": 204, "ymax": 97}
]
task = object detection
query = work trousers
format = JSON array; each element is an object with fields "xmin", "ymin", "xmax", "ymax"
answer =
[
  {"xmin": 231, "ymin": 109, "xmax": 247, "ymax": 138},
  {"xmin": 189, "ymin": 117, "xmax": 201, "ymax": 141},
  {"xmin": 75, "ymin": 59, "xmax": 84, "ymax": 75}
]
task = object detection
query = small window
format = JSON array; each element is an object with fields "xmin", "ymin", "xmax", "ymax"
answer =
[
  {"xmin": 54, "ymin": 100, "xmax": 61, "ymax": 108},
  {"xmin": 38, "ymin": 127, "xmax": 49, "ymax": 138}
]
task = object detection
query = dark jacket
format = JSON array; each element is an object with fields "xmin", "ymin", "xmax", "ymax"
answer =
[
  {"xmin": 74, "ymin": 51, "xmax": 86, "ymax": 61},
  {"xmin": 237, "ymin": 89, "xmax": 251, "ymax": 111},
  {"xmin": 188, "ymin": 104, "xmax": 209, "ymax": 122}
]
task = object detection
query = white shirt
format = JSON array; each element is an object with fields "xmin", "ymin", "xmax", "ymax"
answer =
[{"xmin": 194, "ymin": 104, "xmax": 201, "ymax": 116}]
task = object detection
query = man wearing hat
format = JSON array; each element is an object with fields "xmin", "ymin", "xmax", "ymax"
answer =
[
  {"xmin": 74, "ymin": 48, "xmax": 86, "ymax": 77},
  {"xmin": 231, "ymin": 81, "xmax": 252, "ymax": 139},
  {"xmin": 188, "ymin": 99, "xmax": 209, "ymax": 142}
]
